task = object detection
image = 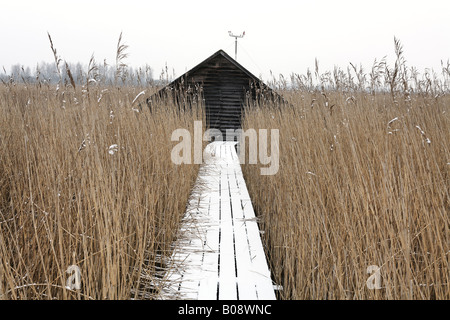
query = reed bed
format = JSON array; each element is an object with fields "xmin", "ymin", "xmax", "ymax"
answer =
[
  {"xmin": 0, "ymin": 83, "xmax": 202, "ymax": 299},
  {"xmin": 242, "ymin": 89, "xmax": 449, "ymax": 299}
]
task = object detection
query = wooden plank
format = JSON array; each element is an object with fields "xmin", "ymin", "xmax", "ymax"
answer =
[
  {"xmin": 229, "ymin": 163, "xmax": 258, "ymax": 299},
  {"xmin": 194, "ymin": 143, "xmax": 222, "ymax": 299},
  {"xmin": 218, "ymin": 157, "xmax": 238, "ymax": 300},
  {"xmin": 197, "ymin": 190, "xmax": 220, "ymax": 299},
  {"xmin": 235, "ymin": 166, "xmax": 276, "ymax": 300}
]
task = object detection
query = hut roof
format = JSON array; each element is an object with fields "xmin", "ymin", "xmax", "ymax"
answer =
[{"xmin": 151, "ymin": 49, "xmax": 282, "ymax": 100}]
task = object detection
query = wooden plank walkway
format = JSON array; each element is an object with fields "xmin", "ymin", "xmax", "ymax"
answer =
[{"xmin": 160, "ymin": 141, "xmax": 276, "ymax": 300}]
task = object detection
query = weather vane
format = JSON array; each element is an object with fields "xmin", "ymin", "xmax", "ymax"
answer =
[{"xmin": 228, "ymin": 31, "xmax": 245, "ymax": 61}]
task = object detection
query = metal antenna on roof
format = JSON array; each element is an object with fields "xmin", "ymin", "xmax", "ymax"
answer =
[{"xmin": 228, "ymin": 31, "xmax": 245, "ymax": 61}]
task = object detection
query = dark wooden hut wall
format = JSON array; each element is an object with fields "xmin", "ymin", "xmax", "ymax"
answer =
[
  {"xmin": 195, "ymin": 54, "xmax": 252, "ymax": 134},
  {"xmin": 148, "ymin": 50, "xmax": 283, "ymax": 139}
]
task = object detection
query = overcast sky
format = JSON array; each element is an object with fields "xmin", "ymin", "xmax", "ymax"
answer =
[{"xmin": 1, "ymin": 0, "xmax": 449, "ymax": 81}]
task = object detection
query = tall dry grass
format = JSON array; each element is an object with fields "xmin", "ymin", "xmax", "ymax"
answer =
[
  {"xmin": 242, "ymin": 89, "xmax": 449, "ymax": 299},
  {"xmin": 0, "ymin": 83, "xmax": 202, "ymax": 299}
]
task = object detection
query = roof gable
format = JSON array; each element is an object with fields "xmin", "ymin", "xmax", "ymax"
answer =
[{"xmin": 179, "ymin": 49, "xmax": 261, "ymax": 83}]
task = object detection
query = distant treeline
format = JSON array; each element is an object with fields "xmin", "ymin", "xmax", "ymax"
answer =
[{"xmin": 1, "ymin": 61, "xmax": 159, "ymax": 87}]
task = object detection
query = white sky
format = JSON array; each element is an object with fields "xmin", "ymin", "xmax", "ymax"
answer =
[{"xmin": 1, "ymin": 0, "xmax": 449, "ymax": 82}]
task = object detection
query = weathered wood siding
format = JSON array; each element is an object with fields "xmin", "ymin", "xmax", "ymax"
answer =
[
  {"xmin": 148, "ymin": 50, "xmax": 282, "ymax": 139},
  {"xmin": 189, "ymin": 53, "xmax": 252, "ymax": 135}
]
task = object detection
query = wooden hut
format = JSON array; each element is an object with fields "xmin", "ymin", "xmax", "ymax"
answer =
[{"xmin": 147, "ymin": 49, "xmax": 282, "ymax": 139}]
